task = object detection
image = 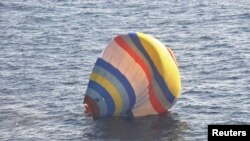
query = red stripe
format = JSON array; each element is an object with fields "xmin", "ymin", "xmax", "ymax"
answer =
[
  {"xmin": 114, "ymin": 36, "xmax": 166, "ymax": 113},
  {"xmin": 167, "ymin": 48, "xmax": 179, "ymax": 67}
]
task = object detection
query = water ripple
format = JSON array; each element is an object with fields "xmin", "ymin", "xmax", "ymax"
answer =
[{"xmin": 0, "ymin": 0, "xmax": 249, "ymax": 141}]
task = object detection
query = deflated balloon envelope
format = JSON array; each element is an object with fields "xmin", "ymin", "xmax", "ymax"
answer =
[{"xmin": 84, "ymin": 32, "xmax": 181, "ymax": 119}]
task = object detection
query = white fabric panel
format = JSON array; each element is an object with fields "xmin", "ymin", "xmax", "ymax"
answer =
[{"xmin": 101, "ymin": 40, "xmax": 157, "ymax": 116}]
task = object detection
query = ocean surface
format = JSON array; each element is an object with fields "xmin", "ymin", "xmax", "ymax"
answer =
[{"xmin": 0, "ymin": 0, "xmax": 249, "ymax": 140}]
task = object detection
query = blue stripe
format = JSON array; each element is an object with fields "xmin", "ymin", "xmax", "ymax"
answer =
[
  {"xmin": 88, "ymin": 80, "xmax": 115, "ymax": 116},
  {"xmin": 128, "ymin": 33, "xmax": 175, "ymax": 103},
  {"xmin": 92, "ymin": 65, "xmax": 130, "ymax": 113},
  {"xmin": 95, "ymin": 58, "xmax": 136, "ymax": 109}
]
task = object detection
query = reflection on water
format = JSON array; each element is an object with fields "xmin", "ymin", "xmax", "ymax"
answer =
[{"xmin": 84, "ymin": 112, "xmax": 188, "ymax": 141}]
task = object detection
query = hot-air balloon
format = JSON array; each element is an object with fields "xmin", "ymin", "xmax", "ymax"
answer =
[{"xmin": 83, "ymin": 32, "xmax": 181, "ymax": 119}]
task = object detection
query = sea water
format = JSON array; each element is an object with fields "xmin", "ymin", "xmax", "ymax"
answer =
[{"xmin": 0, "ymin": 0, "xmax": 249, "ymax": 140}]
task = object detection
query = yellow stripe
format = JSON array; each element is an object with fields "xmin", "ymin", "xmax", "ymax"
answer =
[
  {"xmin": 90, "ymin": 72, "xmax": 123, "ymax": 115},
  {"xmin": 137, "ymin": 32, "xmax": 181, "ymax": 98}
]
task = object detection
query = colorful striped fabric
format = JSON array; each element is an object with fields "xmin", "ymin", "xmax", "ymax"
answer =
[{"xmin": 84, "ymin": 32, "xmax": 181, "ymax": 118}]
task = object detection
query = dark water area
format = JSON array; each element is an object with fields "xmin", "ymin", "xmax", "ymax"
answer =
[{"xmin": 0, "ymin": 0, "xmax": 249, "ymax": 140}]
